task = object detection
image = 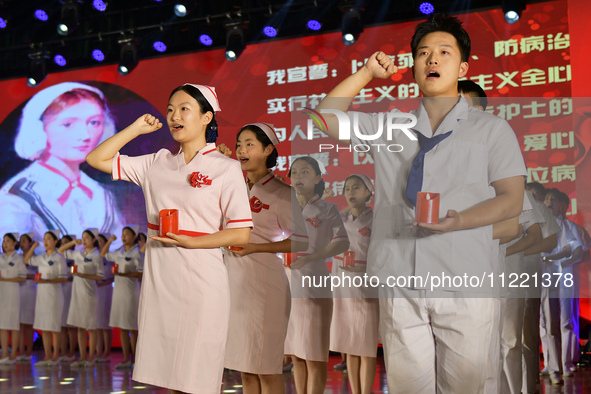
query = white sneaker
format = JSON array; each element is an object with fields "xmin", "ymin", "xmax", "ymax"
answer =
[
  {"xmin": 114, "ymin": 361, "xmax": 133, "ymax": 369},
  {"xmin": 83, "ymin": 360, "xmax": 95, "ymax": 367},
  {"xmin": 16, "ymin": 355, "xmax": 31, "ymax": 362},
  {"xmin": 0, "ymin": 358, "xmax": 16, "ymax": 365},
  {"xmin": 96, "ymin": 356, "xmax": 111, "ymax": 363},
  {"xmin": 34, "ymin": 360, "xmax": 53, "ymax": 367},
  {"xmin": 539, "ymin": 368, "xmax": 549, "ymax": 376},
  {"xmin": 70, "ymin": 360, "xmax": 86, "ymax": 368}
]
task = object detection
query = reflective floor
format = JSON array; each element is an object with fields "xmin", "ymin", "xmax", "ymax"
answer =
[{"xmin": 0, "ymin": 351, "xmax": 590, "ymax": 393}]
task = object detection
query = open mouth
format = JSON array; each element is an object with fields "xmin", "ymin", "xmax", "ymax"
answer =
[
  {"xmin": 239, "ymin": 157, "xmax": 249, "ymax": 164},
  {"xmin": 172, "ymin": 124, "xmax": 184, "ymax": 131},
  {"xmin": 294, "ymin": 182, "xmax": 304, "ymax": 188},
  {"xmin": 427, "ymin": 71, "xmax": 440, "ymax": 78},
  {"xmin": 349, "ymin": 197, "xmax": 357, "ymax": 203}
]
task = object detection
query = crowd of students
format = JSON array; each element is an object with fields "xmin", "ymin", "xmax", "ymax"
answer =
[{"xmin": 0, "ymin": 228, "xmax": 145, "ymax": 369}]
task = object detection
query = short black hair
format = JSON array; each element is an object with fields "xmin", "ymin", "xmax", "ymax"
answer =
[
  {"xmin": 169, "ymin": 84, "xmax": 218, "ymax": 143},
  {"xmin": 237, "ymin": 125, "xmax": 278, "ymax": 168},
  {"xmin": 526, "ymin": 182, "xmax": 546, "ymax": 195},
  {"xmin": 411, "ymin": 14, "xmax": 471, "ymax": 62},
  {"xmin": 458, "ymin": 80, "xmax": 488, "ymax": 110}
]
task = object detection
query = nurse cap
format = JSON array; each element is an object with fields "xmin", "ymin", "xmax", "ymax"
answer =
[
  {"xmin": 349, "ymin": 174, "xmax": 374, "ymax": 193},
  {"xmin": 47, "ymin": 230, "xmax": 61, "ymax": 239},
  {"xmin": 182, "ymin": 83, "xmax": 221, "ymax": 112},
  {"xmin": 8, "ymin": 232, "xmax": 19, "ymax": 241},
  {"xmin": 85, "ymin": 228, "xmax": 99, "ymax": 239},
  {"xmin": 15, "ymin": 82, "xmax": 114, "ymax": 161},
  {"xmin": 314, "ymin": 158, "xmax": 327, "ymax": 175},
  {"xmin": 126, "ymin": 225, "xmax": 140, "ymax": 235},
  {"xmin": 243, "ymin": 123, "xmax": 279, "ymax": 146},
  {"xmin": 22, "ymin": 232, "xmax": 35, "ymax": 241}
]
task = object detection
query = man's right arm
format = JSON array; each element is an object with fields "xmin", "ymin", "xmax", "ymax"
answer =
[{"xmin": 315, "ymin": 51, "xmax": 397, "ymax": 145}]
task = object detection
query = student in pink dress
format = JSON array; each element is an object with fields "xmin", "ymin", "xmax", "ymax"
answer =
[
  {"xmin": 0, "ymin": 233, "xmax": 27, "ymax": 365},
  {"xmin": 330, "ymin": 174, "xmax": 379, "ymax": 394},
  {"xmin": 223, "ymin": 123, "xmax": 308, "ymax": 394},
  {"xmin": 58, "ymin": 229, "xmax": 104, "ymax": 367},
  {"xmin": 16, "ymin": 232, "xmax": 36, "ymax": 362},
  {"xmin": 58, "ymin": 234, "xmax": 78, "ymax": 362},
  {"xmin": 86, "ymin": 83, "xmax": 252, "ymax": 394},
  {"xmin": 285, "ymin": 157, "xmax": 349, "ymax": 394},
  {"xmin": 101, "ymin": 228, "xmax": 143, "ymax": 370},
  {"xmin": 23, "ymin": 230, "xmax": 68, "ymax": 366},
  {"xmin": 95, "ymin": 233, "xmax": 114, "ymax": 363}
]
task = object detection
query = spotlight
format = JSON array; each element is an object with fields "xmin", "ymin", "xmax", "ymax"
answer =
[
  {"xmin": 262, "ymin": 26, "xmax": 277, "ymax": 38},
  {"xmin": 118, "ymin": 38, "xmax": 138, "ymax": 76},
  {"xmin": 307, "ymin": 20, "xmax": 322, "ymax": 31},
  {"xmin": 502, "ymin": 0, "xmax": 525, "ymax": 24},
  {"xmin": 92, "ymin": 0, "xmax": 107, "ymax": 12},
  {"xmin": 27, "ymin": 50, "xmax": 50, "ymax": 87},
  {"xmin": 57, "ymin": 1, "xmax": 80, "ymax": 36},
  {"xmin": 0, "ymin": 17, "xmax": 6, "ymax": 29},
  {"xmin": 342, "ymin": 9, "xmax": 362, "ymax": 46},
  {"xmin": 153, "ymin": 40, "xmax": 167, "ymax": 53},
  {"xmin": 418, "ymin": 2, "xmax": 435, "ymax": 15},
  {"xmin": 174, "ymin": 4, "xmax": 187, "ymax": 17},
  {"xmin": 92, "ymin": 48, "xmax": 105, "ymax": 62},
  {"xmin": 34, "ymin": 10, "xmax": 49, "ymax": 21},
  {"xmin": 199, "ymin": 34, "xmax": 213, "ymax": 46},
  {"xmin": 53, "ymin": 43, "xmax": 71, "ymax": 67},
  {"xmin": 225, "ymin": 27, "xmax": 245, "ymax": 61}
]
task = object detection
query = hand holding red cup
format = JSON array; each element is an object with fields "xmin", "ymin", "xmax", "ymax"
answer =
[
  {"xmin": 71, "ymin": 265, "xmax": 78, "ymax": 274},
  {"xmin": 34, "ymin": 273, "xmax": 42, "ymax": 282},
  {"xmin": 112, "ymin": 264, "xmax": 119, "ymax": 274},
  {"xmin": 159, "ymin": 209, "xmax": 179, "ymax": 238}
]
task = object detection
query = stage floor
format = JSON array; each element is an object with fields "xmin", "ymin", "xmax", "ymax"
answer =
[{"xmin": 0, "ymin": 351, "xmax": 590, "ymax": 393}]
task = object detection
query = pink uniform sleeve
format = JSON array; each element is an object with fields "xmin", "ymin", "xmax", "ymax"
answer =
[
  {"xmin": 277, "ymin": 187, "xmax": 308, "ymax": 243},
  {"xmin": 220, "ymin": 160, "xmax": 253, "ymax": 229},
  {"xmin": 111, "ymin": 151, "xmax": 157, "ymax": 187},
  {"xmin": 327, "ymin": 204, "xmax": 349, "ymax": 244}
]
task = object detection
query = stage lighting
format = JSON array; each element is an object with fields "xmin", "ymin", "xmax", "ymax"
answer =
[
  {"xmin": 225, "ymin": 27, "xmax": 245, "ymax": 61},
  {"xmin": 263, "ymin": 26, "xmax": 277, "ymax": 38},
  {"xmin": 118, "ymin": 38, "xmax": 138, "ymax": 76},
  {"xmin": 342, "ymin": 9, "xmax": 362, "ymax": 46},
  {"xmin": 0, "ymin": 17, "xmax": 6, "ymax": 29},
  {"xmin": 92, "ymin": 0, "xmax": 107, "ymax": 12},
  {"xmin": 307, "ymin": 20, "xmax": 322, "ymax": 31},
  {"xmin": 174, "ymin": 4, "xmax": 187, "ymax": 17},
  {"xmin": 153, "ymin": 40, "xmax": 167, "ymax": 52},
  {"xmin": 57, "ymin": 1, "xmax": 80, "ymax": 36},
  {"xmin": 502, "ymin": 0, "xmax": 525, "ymax": 24},
  {"xmin": 419, "ymin": 2, "xmax": 435, "ymax": 15},
  {"xmin": 34, "ymin": 10, "xmax": 49, "ymax": 21},
  {"xmin": 27, "ymin": 51, "xmax": 49, "ymax": 87},
  {"xmin": 92, "ymin": 48, "xmax": 105, "ymax": 62},
  {"xmin": 199, "ymin": 34, "xmax": 213, "ymax": 46}
]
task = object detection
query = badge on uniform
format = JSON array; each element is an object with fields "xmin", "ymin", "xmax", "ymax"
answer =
[
  {"xmin": 48, "ymin": 260, "xmax": 54, "ymax": 266},
  {"xmin": 250, "ymin": 196, "xmax": 270, "ymax": 213},
  {"xmin": 84, "ymin": 257, "xmax": 92, "ymax": 262},
  {"xmin": 125, "ymin": 257, "xmax": 132, "ymax": 261},
  {"xmin": 189, "ymin": 172, "xmax": 212, "ymax": 188},
  {"xmin": 306, "ymin": 217, "xmax": 321, "ymax": 228},
  {"xmin": 9, "ymin": 262, "xmax": 14, "ymax": 266}
]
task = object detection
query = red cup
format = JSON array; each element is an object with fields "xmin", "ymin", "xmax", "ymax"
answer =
[
  {"xmin": 416, "ymin": 192, "xmax": 440, "ymax": 224},
  {"xmin": 112, "ymin": 264, "xmax": 119, "ymax": 274},
  {"xmin": 159, "ymin": 209, "xmax": 179, "ymax": 238},
  {"xmin": 344, "ymin": 251, "xmax": 355, "ymax": 268},
  {"xmin": 71, "ymin": 265, "xmax": 78, "ymax": 274},
  {"xmin": 34, "ymin": 272, "xmax": 42, "ymax": 281},
  {"xmin": 228, "ymin": 246, "xmax": 243, "ymax": 251},
  {"xmin": 284, "ymin": 253, "xmax": 293, "ymax": 267}
]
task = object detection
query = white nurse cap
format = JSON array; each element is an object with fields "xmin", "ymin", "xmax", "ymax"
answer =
[
  {"xmin": 182, "ymin": 83, "xmax": 221, "ymax": 112},
  {"xmin": 85, "ymin": 228, "xmax": 99, "ymax": 239},
  {"xmin": 47, "ymin": 230, "xmax": 61, "ymax": 239},
  {"xmin": 126, "ymin": 225, "xmax": 140, "ymax": 235},
  {"xmin": 350, "ymin": 174, "xmax": 375, "ymax": 193},
  {"xmin": 243, "ymin": 123, "xmax": 279, "ymax": 146}
]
